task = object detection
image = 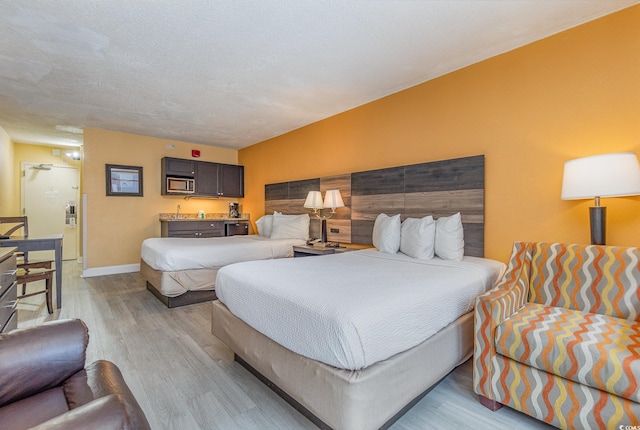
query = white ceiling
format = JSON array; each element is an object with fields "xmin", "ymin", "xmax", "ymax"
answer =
[{"xmin": 0, "ymin": 0, "xmax": 637, "ymax": 149}]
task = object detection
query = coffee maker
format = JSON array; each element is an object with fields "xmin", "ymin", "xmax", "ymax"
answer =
[{"xmin": 228, "ymin": 202, "xmax": 240, "ymax": 218}]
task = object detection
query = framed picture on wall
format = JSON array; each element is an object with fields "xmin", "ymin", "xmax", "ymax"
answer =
[{"xmin": 106, "ymin": 164, "xmax": 143, "ymax": 197}]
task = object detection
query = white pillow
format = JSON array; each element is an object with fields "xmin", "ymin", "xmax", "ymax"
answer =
[
  {"xmin": 255, "ymin": 211, "xmax": 281, "ymax": 237},
  {"xmin": 372, "ymin": 213, "xmax": 401, "ymax": 254},
  {"xmin": 255, "ymin": 215, "xmax": 272, "ymax": 237},
  {"xmin": 270, "ymin": 213, "xmax": 310, "ymax": 240},
  {"xmin": 435, "ymin": 212, "xmax": 464, "ymax": 261},
  {"xmin": 400, "ymin": 216, "xmax": 435, "ymax": 259}
]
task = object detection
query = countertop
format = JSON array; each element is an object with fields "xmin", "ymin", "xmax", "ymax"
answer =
[{"xmin": 159, "ymin": 213, "xmax": 250, "ymax": 222}]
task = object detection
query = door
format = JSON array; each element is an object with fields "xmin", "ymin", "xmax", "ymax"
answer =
[{"xmin": 22, "ymin": 163, "xmax": 79, "ymax": 261}]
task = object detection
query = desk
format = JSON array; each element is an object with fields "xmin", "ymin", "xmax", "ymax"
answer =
[{"xmin": 0, "ymin": 234, "xmax": 63, "ymax": 309}]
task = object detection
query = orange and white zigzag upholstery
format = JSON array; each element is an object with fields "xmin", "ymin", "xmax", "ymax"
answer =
[
  {"xmin": 491, "ymin": 353, "xmax": 640, "ymax": 429},
  {"xmin": 473, "ymin": 241, "xmax": 532, "ymax": 399},
  {"xmin": 528, "ymin": 242, "xmax": 640, "ymax": 321},
  {"xmin": 474, "ymin": 242, "xmax": 640, "ymax": 429}
]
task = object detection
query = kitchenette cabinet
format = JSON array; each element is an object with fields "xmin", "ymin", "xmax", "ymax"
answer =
[
  {"xmin": 161, "ymin": 220, "xmax": 225, "ymax": 238},
  {"xmin": 161, "ymin": 157, "xmax": 244, "ymax": 197},
  {"xmin": 195, "ymin": 161, "xmax": 219, "ymax": 196},
  {"xmin": 163, "ymin": 157, "xmax": 195, "ymax": 177},
  {"xmin": 218, "ymin": 163, "xmax": 244, "ymax": 197}
]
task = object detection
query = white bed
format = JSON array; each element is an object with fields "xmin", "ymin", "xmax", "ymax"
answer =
[
  {"xmin": 216, "ymin": 249, "xmax": 504, "ymax": 370},
  {"xmin": 212, "ymin": 248, "xmax": 505, "ymax": 429},
  {"xmin": 140, "ymin": 235, "xmax": 305, "ymax": 307}
]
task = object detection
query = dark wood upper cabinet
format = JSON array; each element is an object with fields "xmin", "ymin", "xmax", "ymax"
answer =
[
  {"xmin": 195, "ymin": 161, "xmax": 219, "ymax": 196},
  {"xmin": 163, "ymin": 157, "xmax": 195, "ymax": 177},
  {"xmin": 161, "ymin": 157, "xmax": 244, "ymax": 198},
  {"xmin": 218, "ymin": 164, "xmax": 244, "ymax": 198}
]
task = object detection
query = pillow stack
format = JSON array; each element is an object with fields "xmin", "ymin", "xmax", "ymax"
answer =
[
  {"xmin": 372, "ymin": 212, "xmax": 464, "ymax": 261},
  {"xmin": 255, "ymin": 212, "xmax": 310, "ymax": 240}
]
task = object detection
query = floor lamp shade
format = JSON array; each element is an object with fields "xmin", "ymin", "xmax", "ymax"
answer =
[{"xmin": 561, "ymin": 152, "xmax": 640, "ymax": 245}]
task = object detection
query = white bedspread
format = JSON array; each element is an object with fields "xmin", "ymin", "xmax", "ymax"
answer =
[
  {"xmin": 140, "ymin": 235, "xmax": 305, "ymax": 271},
  {"xmin": 215, "ymin": 249, "xmax": 505, "ymax": 370}
]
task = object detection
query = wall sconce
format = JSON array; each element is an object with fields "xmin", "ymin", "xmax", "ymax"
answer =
[
  {"xmin": 304, "ymin": 189, "xmax": 345, "ymax": 243},
  {"xmin": 561, "ymin": 152, "xmax": 640, "ymax": 245}
]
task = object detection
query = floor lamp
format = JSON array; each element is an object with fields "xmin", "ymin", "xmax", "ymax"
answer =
[{"xmin": 561, "ymin": 152, "xmax": 640, "ymax": 245}]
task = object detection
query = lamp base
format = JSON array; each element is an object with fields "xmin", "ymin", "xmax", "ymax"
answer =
[
  {"xmin": 321, "ymin": 218, "xmax": 327, "ymax": 243},
  {"xmin": 589, "ymin": 206, "xmax": 606, "ymax": 245}
]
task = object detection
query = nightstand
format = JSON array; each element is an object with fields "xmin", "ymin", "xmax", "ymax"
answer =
[{"xmin": 292, "ymin": 243, "xmax": 369, "ymax": 257}]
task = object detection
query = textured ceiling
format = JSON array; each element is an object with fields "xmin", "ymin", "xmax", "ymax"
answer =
[{"xmin": 0, "ymin": 0, "xmax": 637, "ymax": 149}]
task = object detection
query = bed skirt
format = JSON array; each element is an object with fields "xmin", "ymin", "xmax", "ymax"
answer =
[
  {"xmin": 210, "ymin": 300, "xmax": 474, "ymax": 430},
  {"xmin": 140, "ymin": 260, "xmax": 218, "ymax": 307}
]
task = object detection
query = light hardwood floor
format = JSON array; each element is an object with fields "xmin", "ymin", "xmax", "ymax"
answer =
[{"xmin": 17, "ymin": 261, "xmax": 554, "ymax": 430}]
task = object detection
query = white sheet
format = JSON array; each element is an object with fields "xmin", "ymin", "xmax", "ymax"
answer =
[
  {"xmin": 140, "ymin": 235, "xmax": 305, "ymax": 271},
  {"xmin": 215, "ymin": 249, "xmax": 505, "ymax": 370}
]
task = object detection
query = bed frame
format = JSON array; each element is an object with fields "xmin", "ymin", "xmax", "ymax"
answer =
[
  {"xmin": 210, "ymin": 155, "xmax": 487, "ymax": 428},
  {"xmin": 212, "ymin": 301, "xmax": 474, "ymax": 429}
]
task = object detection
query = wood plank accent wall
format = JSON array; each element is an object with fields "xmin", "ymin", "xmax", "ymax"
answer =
[{"xmin": 265, "ymin": 155, "xmax": 485, "ymax": 257}]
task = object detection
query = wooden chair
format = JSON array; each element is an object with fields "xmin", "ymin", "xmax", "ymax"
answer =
[
  {"xmin": 0, "ymin": 216, "xmax": 55, "ymax": 314},
  {"xmin": 16, "ymin": 262, "xmax": 54, "ymax": 314},
  {"xmin": 0, "ymin": 216, "xmax": 30, "ymax": 262},
  {"xmin": 0, "ymin": 216, "xmax": 29, "ymax": 237}
]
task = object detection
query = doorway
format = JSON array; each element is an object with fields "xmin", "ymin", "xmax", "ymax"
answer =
[{"xmin": 22, "ymin": 162, "xmax": 79, "ymax": 261}]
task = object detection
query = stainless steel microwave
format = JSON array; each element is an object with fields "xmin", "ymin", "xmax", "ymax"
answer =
[{"xmin": 166, "ymin": 177, "xmax": 195, "ymax": 193}]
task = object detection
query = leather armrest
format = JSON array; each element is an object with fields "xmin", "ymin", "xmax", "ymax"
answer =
[
  {"xmin": 0, "ymin": 319, "xmax": 88, "ymax": 407},
  {"xmin": 28, "ymin": 395, "xmax": 132, "ymax": 430},
  {"xmin": 63, "ymin": 360, "xmax": 152, "ymax": 430}
]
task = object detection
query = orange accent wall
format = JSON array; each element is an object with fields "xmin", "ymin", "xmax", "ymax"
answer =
[{"xmin": 239, "ymin": 5, "xmax": 640, "ymax": 261}]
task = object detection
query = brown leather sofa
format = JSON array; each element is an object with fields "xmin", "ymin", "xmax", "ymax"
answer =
[{"xmin": 0, "ymin": 319, "xmax": 151, "ymax": 429}]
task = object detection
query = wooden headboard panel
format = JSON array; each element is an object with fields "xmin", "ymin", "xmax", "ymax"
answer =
[{"xmin": 265, "ymin": 155, "xmax": 485, "ymax": 257}]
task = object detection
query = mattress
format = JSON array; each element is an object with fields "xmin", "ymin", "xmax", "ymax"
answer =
[
  {"xmin": 215, "ymin": 249, "xmax": 506, "ymax": 370},
  {"xmin": 140, "ymin": 235, "xmax": 305, "ymax": 271}
]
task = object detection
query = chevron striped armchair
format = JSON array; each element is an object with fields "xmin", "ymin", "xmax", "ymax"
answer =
[{"xmin": 473, "ymin": 242, "xmax": 640, "ymax": 429}]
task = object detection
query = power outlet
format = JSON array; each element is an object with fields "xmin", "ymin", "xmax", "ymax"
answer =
[{"xmin": 330, "ymin": 228, "xmax": 339, "ymax": 233}]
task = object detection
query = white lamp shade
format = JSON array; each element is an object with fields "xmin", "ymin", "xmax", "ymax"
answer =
[
  {"xmin": 323, "ymin": 189, "xmax": 345, "ymax": 209},
  {"xmin": 304, "ymin": 191, "xmax": 324, "ymax": 209},
  {"xmin": 561, "ymin": 152, "xmax": 640, "ymax": 200}
]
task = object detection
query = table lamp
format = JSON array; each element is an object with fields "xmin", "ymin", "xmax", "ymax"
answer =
[
  {"xmin": 304, "ymin": 189, "xmax": 345, "ymax": 243},
  {"xmin": 561, "ymin": 152, "xmax": 640, "ymax": 245}
]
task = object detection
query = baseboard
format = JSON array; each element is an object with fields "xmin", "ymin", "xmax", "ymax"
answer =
[{"xmin": 82, "ymin": 263, "xmax": 140, "ymax": 278}]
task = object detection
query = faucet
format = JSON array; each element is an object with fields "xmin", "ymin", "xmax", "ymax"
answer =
[{"xmin": 176, "ymin": 204, "xmax": 181, "ymax": 219}]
